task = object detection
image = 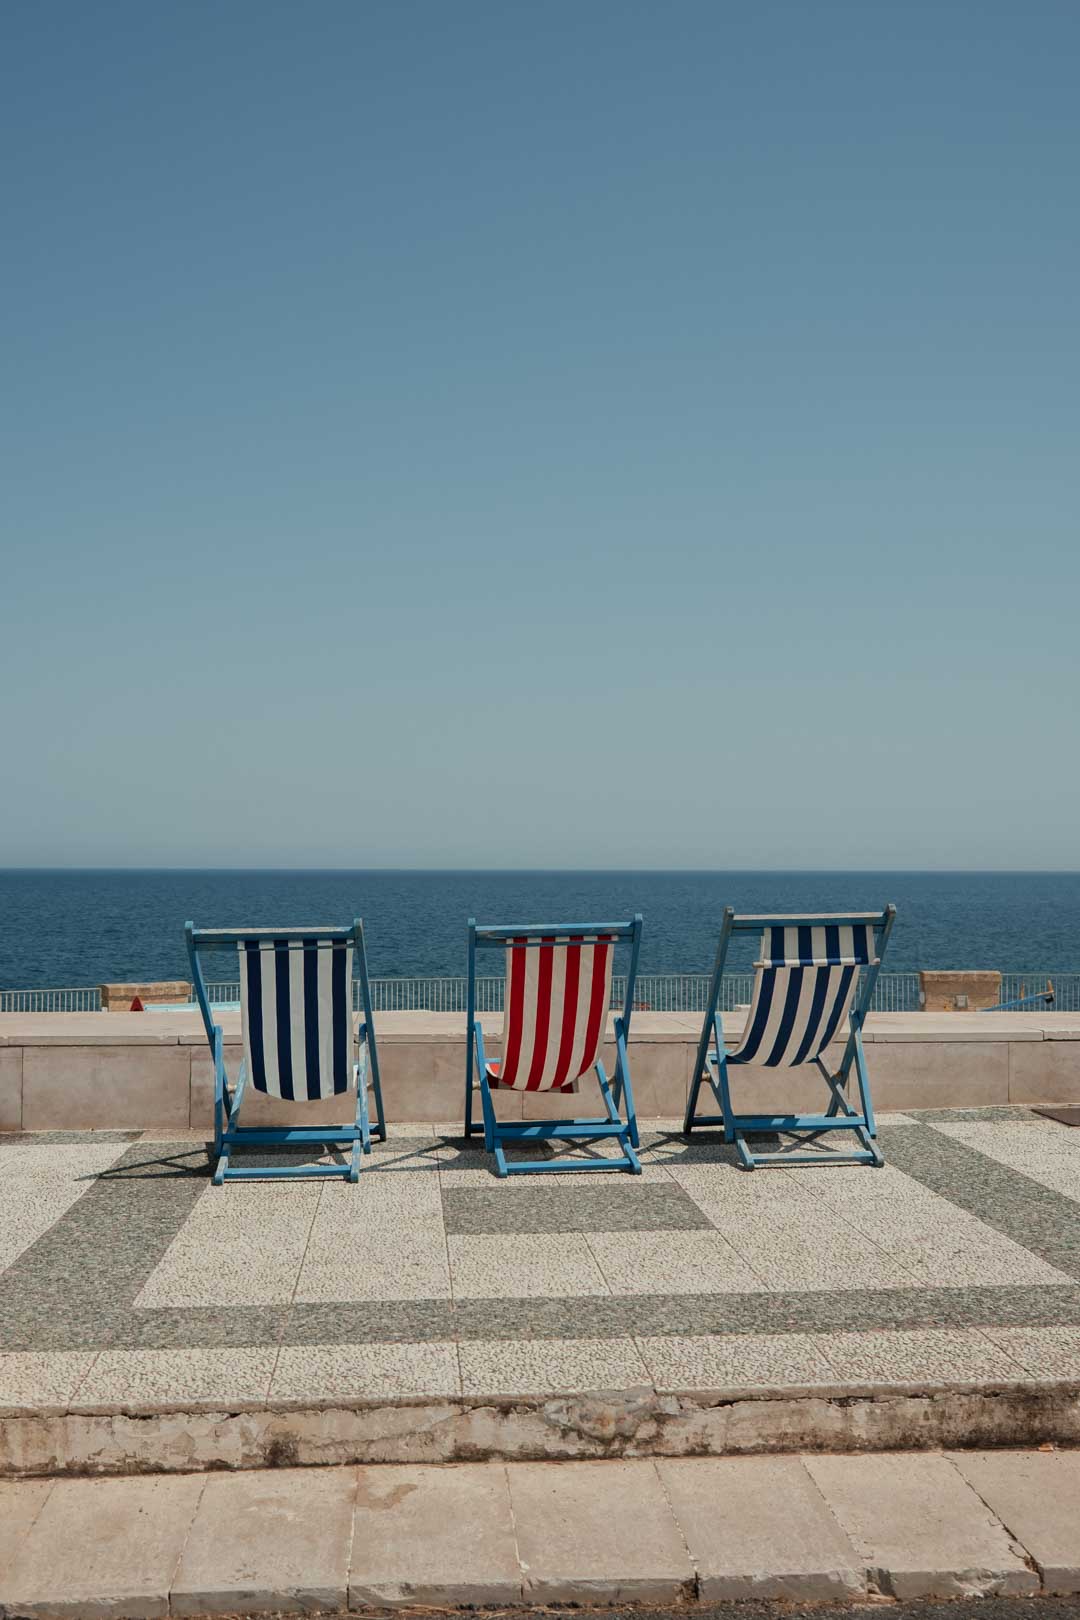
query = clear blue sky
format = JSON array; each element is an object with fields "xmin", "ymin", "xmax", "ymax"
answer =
[{"xmin": 2, "ymin": 0, "xmax": 1077, "ymax": 869}]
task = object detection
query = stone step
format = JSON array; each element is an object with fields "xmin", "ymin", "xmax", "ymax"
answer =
[
  {"xmin": 4, "ymin": 1377, "xmax": 1080, "ymax": 1480},
  {"xmin": 1, "ymin": 1449, "xmax": 1078, "ymax": 1616}
]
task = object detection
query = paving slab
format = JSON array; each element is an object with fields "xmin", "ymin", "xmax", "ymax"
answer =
[
  {"xmin": 657, "ymin": 1455, "xmax": 866, "ymax": 1602},
  {"xmin": 349, "ymin": 1463, "xmax": 521, "ymax": 1607},
  {"xmin": 1, "ymin": 1472, "xmax": 204, "ymax": 1619},
  {"xmin": 803, "ymin": 1451, "xmax": 1039, "ymax": 1600},
  {"xmin": 0, "ymin": 1477, "xmax": 54, "ymax": 1580},
  {"xmin": 2, "ymin": 1115, "xmax": 1080, "ymax": 1472},
  {"xmin": 950, "ymin": 1449, "xmax": 1080, "ymax": 1593},
  {"xmin": 508, "ymin": 1459, "xmax": 693, "ymax": 1603},
  {"xmin": 170, "ymin": 1467, "xmax": 355, "ymax": 1616}
]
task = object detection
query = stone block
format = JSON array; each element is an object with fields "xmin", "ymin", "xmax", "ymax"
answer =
[
  {"xmin": 803, "ymin": 1451, "xmax": 1038, "ymax": 1599},
  {"xmin": 22, "ymin": 1044, "xmax": 191, "ymax": 1131},
  {"xmin": 1010, "ymin": 1038, "xmax": 1080, "ymax": 1105},
  {"xmin": 2, "ymin": 1472, "xmax": 203, "ymax": 1618},
  {"xmin": 350, "ymin": 1463, "xmax": 521, "ymax": 1607},
  {"xmin": 0, "ymin": 1046, "xmax": 22, "ymax": 1130},
  {"xmin": 950, "ymin": 1449, "xmax": 1080, "ymax": 1593},
  {"xmin": 171, "ymin": 1466, "xmax": 355, "ymax": 1615},
  {"xmin": 100, "ymin": 981, "xmax": 191, "ymax": 1012},
  {"xmin": 658, "ymin": 1455, "xmax": 865, "ymax": 1601},
  {"xmin": 862, "ymin": 1039, "xmax": 1010, "ymax": 1110},
  {"xmin": 919, "ymin": 971, "xmax": 1002, "ymax": 1012},
  {"xmin": 0, "ymin": 1478, "xmax": 53, "ymax": 1578},
  {"xmin": 508, "ymin": 1459, "xmax": 693, "ymax": 1602}
]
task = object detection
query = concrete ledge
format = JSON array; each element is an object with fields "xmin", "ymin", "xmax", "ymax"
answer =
[
  {"xmin": 2, "ymin": 1380, "xmax": 1079, "ymax": 1479},
  {"xmin": 1, "ymin": 1451, "xmax": 1076, "ymax": 1614},
  {"xmin": 1, "ymin": 1011, "xmax": 1079, "ymax": 1128}
]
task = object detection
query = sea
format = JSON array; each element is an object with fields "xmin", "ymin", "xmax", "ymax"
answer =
[{"xmin": 1, "ymin": 870, "xmax": 1078, "ymax": 989}]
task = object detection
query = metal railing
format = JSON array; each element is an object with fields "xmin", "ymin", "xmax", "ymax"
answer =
[
  {"xmin": 0, "ymin": 987, "xmax": 102, "ymax": 1013},
  {"xmin": 189, "ymin": 971, "xmax": 930, "ymax": 1015},
  {"xmin": 1, "ymin": 972, "xmax": 1076, "ymax": 1017},
  {"xmin": 999, "ymin": 974, "xmax": 1080, "ymax": 1011}
]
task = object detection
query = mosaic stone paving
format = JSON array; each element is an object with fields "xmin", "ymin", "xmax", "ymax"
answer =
[{"xmin": 1, "ymin": 1111, "xmax": 1079, "ymax": 1410}]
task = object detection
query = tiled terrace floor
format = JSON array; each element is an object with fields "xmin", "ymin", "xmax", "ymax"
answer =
[{"xmin": 1, "ymin": 1109, "xmax": 1079, "ymax": 1413}]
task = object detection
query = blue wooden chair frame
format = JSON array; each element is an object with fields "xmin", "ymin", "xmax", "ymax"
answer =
[
  {"xmin": 186, "ymin": 920, "xmax": 387, "ymax": 1185},
  {"xmin": 683, "ymin": 906, "xmax": 896, "ymax": 1170},
  {"xmin": 464, "ymin": 915, "xmax": 644, "ymax": 1176}
]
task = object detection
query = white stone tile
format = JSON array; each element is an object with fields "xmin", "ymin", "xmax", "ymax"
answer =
[
  {"xmin": 667, "ymin": 1163, "xmax": 815, "ymax": 1206},
  {"xmin": 135, "ymin": 1182, "xmax": 321, "ymax": 1307},
  {"xmin": 635, "ymin": 1332, "xmax": 834, "ymax": 1392},
  {"xmin": 585, "ymin": 1229, "xmax": 766, "ymax": 1294},
  {"xmin": 0, "ymin": 1350, "xmax": 100, "ymax": 1411},
  {"xmin": 703, "ymin": 1205, "xmax": 909, "ymax": 1293},
  {"xmin": 449, "ymin": 1233, "xmax": 611, "ymax": 1298},
  {"xmin": 981, "ymin": 1325, "xmax": 1080, "ymax": 1380},
  {"xmin": 271, "ymin": 1340, "xmax": 461, "ymax": 1400},
  {"xmin": 295, "ymin": 1217, "xmax": 452, "ymax": 1301},
  {"xmin": 896, "ymin": 1235, "xmax": 1073, "ymax": 1289},
  {"xmin": 316, "ymin": 1169, "xmax": 444, "ymax": 1221},
  {"xmin": 817, "ymin": 1328, "xmax": 1028, "ymax": 1387},
  {"xmin": 459, "ymin": 1337, "xmax": 651, "ymax": 1396},
  {"xmin": 72, "ymin": 1347, "xmax": 278, "ymax": 1409}
]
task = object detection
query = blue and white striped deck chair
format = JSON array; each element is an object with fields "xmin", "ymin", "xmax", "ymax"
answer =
[
  {"xmin": 683, "ymin": 907, "xmax": 896, "ymax": 1170},
  {"xmin": 185, "ymin": 921, "xmax": 386, "ymax": 1185},
  {"xmin": 464, "ymin": 915, "xmax": 644, "ymax": 1176}
]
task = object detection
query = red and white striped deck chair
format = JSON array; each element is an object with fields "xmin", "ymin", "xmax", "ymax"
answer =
[{"xmin": 464, "ymin": 916, "xmax": 645, "ymax": 1176}]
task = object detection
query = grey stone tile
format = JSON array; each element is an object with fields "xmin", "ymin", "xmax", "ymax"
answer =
[
  {"xmin": 459, "ymin": 1336, "xmax": 651, "ymax": 1396},
  {"xmin": 442, "ymin": 1181, "xmax": 712, "ymax": 1234},
  {"xmin": 279, "ymin": 1300, "xmax": 457, "ymax": 1346},
  {"xmin": 448, "ymin": 1282, "xmax": 1080, "ymax": 1344},
  {"xmin": 0, "ymin": 1130, "xmax": 139, "ymax": 1144},
  {"xmin": 909, "ymin": 1107, "xmax": 1044, "ymax": 1123}
]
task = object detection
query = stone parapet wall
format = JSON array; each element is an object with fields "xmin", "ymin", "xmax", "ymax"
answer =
[{"xmin": 0, "ymin": 1010, "xmax": 1078, "ymax": 1132}]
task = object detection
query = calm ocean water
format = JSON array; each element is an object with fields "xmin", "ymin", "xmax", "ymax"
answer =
[{"xmin": 1, "ymin": 870, "xmax": 1079, "ymax": 989}]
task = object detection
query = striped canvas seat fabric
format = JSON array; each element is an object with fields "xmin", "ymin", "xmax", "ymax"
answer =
[
  {"xmin": 488, "ymin": 934, "xmax": 616, "ymax": 1091},
  {"xmin": 238, "ymin": 937, "xmax": 354, "ymax": 1099},
  {"xmin": 728, "ymin": 923, "xmax": 878, "ymax": 1069}
]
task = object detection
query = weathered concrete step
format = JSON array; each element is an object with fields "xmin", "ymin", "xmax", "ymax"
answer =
[
  {"xmin": 3, "ymin": 1379, "xmax": 1080, "ymax": 1480},
  {"xmin": 1, "ymin": 1450, "xmax": 1078, "ymax": 1617}
]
